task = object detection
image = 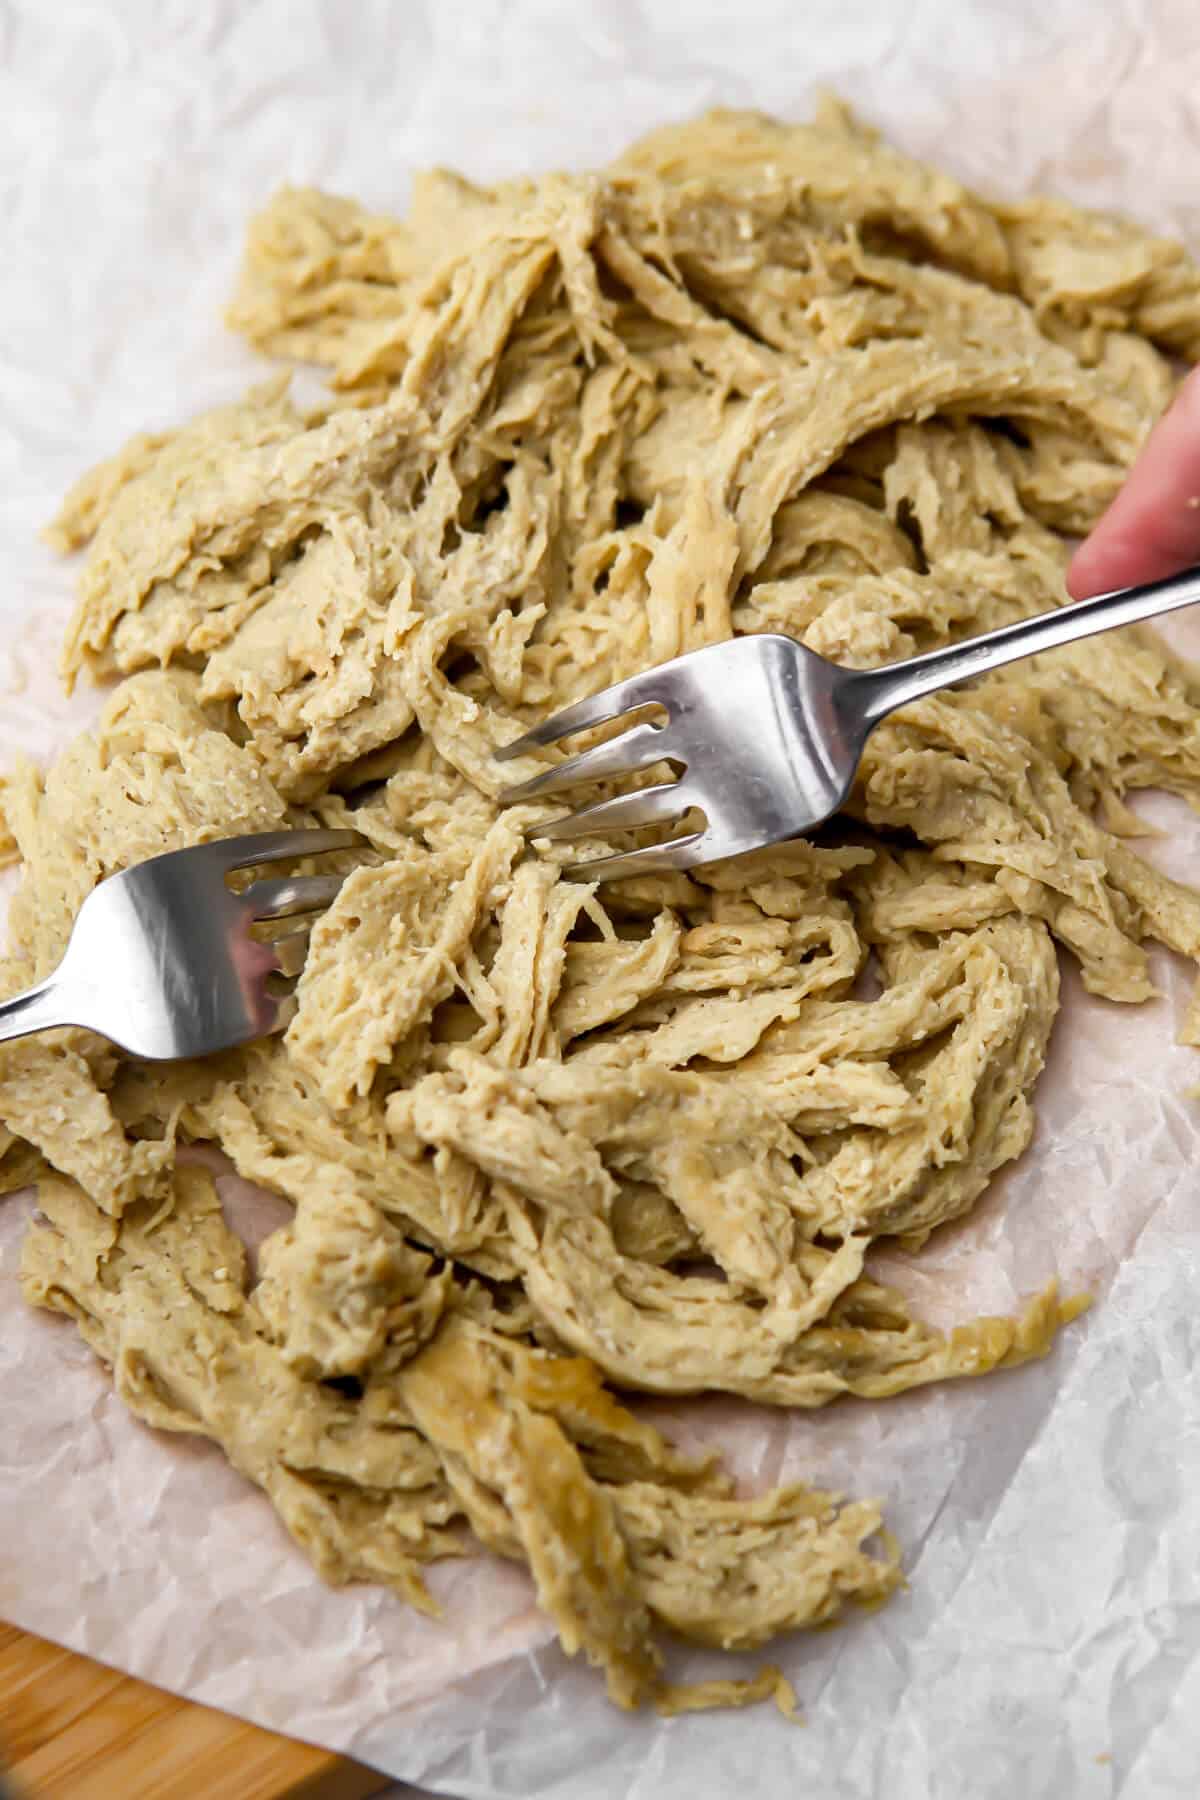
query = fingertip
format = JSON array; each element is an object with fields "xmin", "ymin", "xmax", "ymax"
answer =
[{"xmin": 1064, "ymin": 543, "xmax": 1103, "ymax": 601}]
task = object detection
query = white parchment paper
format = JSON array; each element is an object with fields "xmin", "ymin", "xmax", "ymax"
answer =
[{"xmin": 4, "ymin": 4, "xmax": 1200, "ymax": 1795}]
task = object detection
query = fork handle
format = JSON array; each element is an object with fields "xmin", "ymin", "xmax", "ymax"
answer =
[
  {"xmin": 0, "ymin": 977, "xmax": 72, "ymax": 1045},
  {"xmin": 850, "ymin": 563, "xmax": 1200, "ymax": 729}
]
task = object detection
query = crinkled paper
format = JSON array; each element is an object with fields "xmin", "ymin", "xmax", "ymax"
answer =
[{"xmin": 3, "ymin": 3, "xmax": 1200, "ymax": 1795}]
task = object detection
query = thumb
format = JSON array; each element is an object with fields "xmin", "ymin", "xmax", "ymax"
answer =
[{"xmin": 1067, "ymin": 365, "xmax": 1200, "ymax": 599}]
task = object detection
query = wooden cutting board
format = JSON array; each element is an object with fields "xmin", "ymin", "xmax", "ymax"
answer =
[{"xmin": 0, "ymin": 1623, "xmax": 391, "ymax": 1800}]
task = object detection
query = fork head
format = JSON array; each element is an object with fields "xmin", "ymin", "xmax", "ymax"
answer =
[
  {"xmin": 496, "ymin": 635, "xmax": 863, "ymax": 880},
  {"xmin": 61, "ymin": 828, "xmax": 365, "ymax": 1060}
]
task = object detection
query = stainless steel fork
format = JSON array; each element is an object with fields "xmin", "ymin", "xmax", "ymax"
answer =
[
  {"xmin": 497, "ymin": 564, "xmax": 1200, "ymax": 880},
  {"xmin": 0, "ymin": 828, "xmax": 364, "ymax": 1059}
]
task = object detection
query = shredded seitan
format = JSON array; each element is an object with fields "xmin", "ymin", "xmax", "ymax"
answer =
[{"xmin": 10, "ymin": 99, "xmax": 1200, "ymax": 1709}]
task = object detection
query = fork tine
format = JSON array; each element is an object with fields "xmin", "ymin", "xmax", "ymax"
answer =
[
  {"xmin": 531, "ymin": 782, "xmax": 687, "ymax": 844},
  {"xmin": 247, "ymin": 874, "xmax": 345, "ymax": 920},
  {"xmin": 562, "ymin": 831, "xmax": 707, "ymax": 882},
  {"xmin": 215, "ymin": 828, "xmax": 366, "ymax": 872},
  {"xmin": 494, "ymin": 671, "xmax": 672, "ymax": 763},
  {"xmin": 499, "ymin": 722, "xmax": 673, "ymax": 805}
]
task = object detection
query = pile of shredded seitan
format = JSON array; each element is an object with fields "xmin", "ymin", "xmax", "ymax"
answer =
[{"xmin": 8, "ymin": 99, "xmax": 1200, "ymax": 1711}]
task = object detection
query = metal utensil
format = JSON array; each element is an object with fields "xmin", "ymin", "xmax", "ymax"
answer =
[
  {"xmin": 0, "ymin": 828, "xmax": 364, "ymax": 1059},
  {"xmin": 497, "ymin": 563, "xmax": 1200, "ymax": 880}
]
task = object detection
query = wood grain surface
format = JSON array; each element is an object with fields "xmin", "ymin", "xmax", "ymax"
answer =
[{"xmin": 0, "ymin": 1623, "xmax": 391, "ymax": 1800}]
